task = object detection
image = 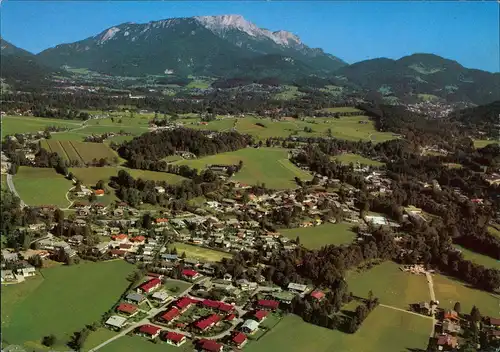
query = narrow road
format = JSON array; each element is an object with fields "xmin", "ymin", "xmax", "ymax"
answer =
[
  {"xmin": 6, "ymin": 173, "xmax": 26, "ymax": 208},
  {"xmin": 425, "ymin": 271, "xmax": 437, "ymax": 337},
  {"xmin": 379, "ymin": 304, "xmax": 434, "ymax": 320}
]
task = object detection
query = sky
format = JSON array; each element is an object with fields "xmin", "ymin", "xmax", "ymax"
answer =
[{"xmin": 1, "ymin": 1, "xmax": 499, "ymax": 72}]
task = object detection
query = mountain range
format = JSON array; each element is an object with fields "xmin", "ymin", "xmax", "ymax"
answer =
[{"xmin": 1, "ymin": 15, "xmax": 499, "ymax": 104}]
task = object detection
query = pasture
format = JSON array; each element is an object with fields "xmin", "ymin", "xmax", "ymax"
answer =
[
  {"xmin": 1, "ymin": 260, "xmax": 134, "ymax": 349},
  {"xmin": 454, "ymin": 245, "xmax": 500, "ymax": 270},
  {"xmin": 331, "ymin": 153, "xmax": 384, "ymax": 167},
  {"xmin": 69, "ymin": 167, "xmax": 187, "ymax": 185},
  {"xmin": 175, "ymin": 147, "xmax": 312, "ymax": 189},
  {"xmin": 346, "ymin": 261, "xmax": 430, "ymax": 309},
  {"xmin": 474, "ymin": 139, "xmax": 499, "ymax": 148},
  {"xmin": 42, "ymin": 140, "xmax": 118, "ymax": 165},
  {"xmin": 99, "ymin": 335, "xmax": 193, "ymax": 352},
  {"xmin": 1, "ymin": 115, "xmax": 82, "ymax": 139},
  {"xmin": 432, "ymin": 274, "xmax": 499, "ymax": 317},
  {"xmin": 13, "ymin": 167, "xmax": 73, "ymax": 208},
  {"xmin": 273, "ymin": 85, "xmax": 305, "ymax": 100},
  {"xmin": 245, "ymin": 307, "xmax": 431, "ymax": 352},
  {"xmin": 172, "ymin": 242, "xmax": 232, "ymax": 262},
  {"xmin": 280, "ymin": 222, "xmax": 356, "ymax": 249}
]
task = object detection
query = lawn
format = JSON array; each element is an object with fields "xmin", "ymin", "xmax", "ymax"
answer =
[
  {"xmin": 99, "ymin": 335, "xmax": 193, "ymax": 352},
  {"xmin": 1, "ymin": 260, "xmax": 134, "ymax": 349},
  {"xmin": 69, "ymin": 167, "xmax": 187, "ymax": 186},
  {"xmin": 1, "ymin": 115, "xmax": 81, "ymax": 139},
  {"xmin": 172, "ymin": 242, "xmax": 232, "ymax": 262},
  {"xmin": 454, "ymin": 245, "xmax": 500, "ymax": 270},
  {"xmin": 175, "ymin": 147, "xmax": 312, "ymax": 189},
  {"xmin": 13, "ymin": 167, "xmax": 73, "ymax": 208},
  {"xmin": 83, "ymin": 328, "xmax": 118, "ymax": 351},
  {"xmin": 432, "ymin": 274, "xmax": 499, "ymax": 317},
  {"xmin": 280, "ymin": 222, "xmax": 356, "ymax": 249},
  {"xmin": 331, "ymin": 153, "xmax": 384, "ymax": 167},
  {"xmin": 346, "ymin": 261, "xmax": 430, "ymax": 309},
  {"xmin": 474, "ymin": 139, "xmax": 499, "ymax": 148},
  {"xmin": 164, "ymin": 280, "xmax": 192, "ymax": 296},
  {"xmin": 245, "ymin": 307, "xmax": 431, "ymax": 352}
]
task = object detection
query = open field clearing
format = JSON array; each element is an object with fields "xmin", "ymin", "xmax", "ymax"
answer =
[
  {"xmin": 42, "ymin": 140, "xmax": 119, "ymax": 165},
  {"xmin": 83, "ymin": 328, "xmax": 118, "ymax": 351},
  {"xmin": 245, "ymin": 307, "xmax": 431, "ymax": 352},
  {"xmin": 454, "ymin": 245, "xmax": 500, "ymax": 270},
  {"xmin": 188, "ymin": 118, "xmax": 236, "ymax": 132},
  {"xmin": 331, "ymin": 153, "xmax": 384, "ymax": 166},
  {"xmin": 273, "ymin": 85, "xmax": 305, "ymax": 100},
  {"xmin": 69, "ymin": 166, "xmax": 187, "ymax": 185},
  {"xmin": 280, "ymin": 222, "xmax": 356, "ymax": 249},
  {"xmin": 13, "ymin": 167, "xmax": 73, "ymax": 208},
  {"xmin": 175, "ymin": 147, "xmax": 312, "ymax": 189},
  {"xmin": 432, "ymin": 274, "xmax": 499, "ymax": 317},
  {"xmin": 99, "ymin": 335, "xmax": 193, "ymax": 352},
  {"xmin": 1, "ymin": 115, "xmax": 81, "ymax": 139},
  {"xmin": 172, "ymin": 242, "xmax": 232, "ymax": 262},
  {"xmin": 1, "ymin": 260, "xmax": 133, "ymax": 349},
  {"xmin": 488, "ymin": 225, "xmax": 500, "ymax": 238},
  {"xmin": 474, "ymin": 139, "xmax": 500, "ymax": 148},
  {"xmin": 346, "ymin": 261, "xmax": 430, "ymax": 309}
]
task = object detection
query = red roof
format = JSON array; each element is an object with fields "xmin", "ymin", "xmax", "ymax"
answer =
[
  {"xmin": 218, "ymin": 302, "xmax": 234, "ymax": 312},
  {"xmin": 109, "ymin": 249, "xmax": 127, "ymax": 256},
  {"xmin": 310, "ymin": 290, "xmax": 325, "ymax": 300},
  {"xmin": 200, "ymin": 299, "xmax": 233, "ymax": 312},
  {"xmin": 139, "ymin": 278, "xmax": 161, "ymax": 293},
  {"xmin": 254, "ymin": 310, "xmax": 269, "ymax": 321},
  {"xmin": 130, "ymin": 236, "xmax": 146, "ymax": 242},
  {"xmin": 138, "ymin": 324, "xmax": 161, "ymax": 336},
  {"xmin": 225, "ymin": 313, "xmax": 236, "ymax": 321},
  {"xmin": 116, "ymin": 303, "xmax": 138, "ymax": 314},
  {"xmin": 489, "ymin": 317, "xmax": 500, "ymax": 326},
  {"xmin": 195, "ymin": 314, "xmax": 221, "ymax": 330},
  {"xmin": 161, "ymin": 307, "xmax": 180, "ymax": 321},
  {"xmin": 257, "ymin": 299, "xmax": 279, "ymax": 310},
  {"xmin": 94, "ymin": 189, "xmax": 105, "ymax": 195},
  {"xmin": 111, "ymin": 234, "xmax": 128, "ymax": 240},
  {"xmin": 175, "ymin": 296, "xmax": 197, "ymax": 309},
  {"xmin": 164, "ymin": 331, "xmax": 185, "ymax": 343},
  {"xmin": 120, "ymin": 243, "xmax": 132, "ymax": 249},
  {"xmin": 182, "ymin": 269, "xmax": 199, "ymax": 277},
  {"xmin": 232, "ymin": 332, "xmax": 247, "ymax": 345},
  {"xmin": 199, "ymin": 339, "xmax": 223, "ymax": 352},
  {"xmin": 156, "ymin": 218, "xmax": 168, "ymax": 223}
]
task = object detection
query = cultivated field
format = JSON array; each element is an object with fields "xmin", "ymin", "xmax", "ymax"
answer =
[
  {"xmin": 245, "ymin": 307, "xmax": 431, "ymax": 352},
  {"xmin": 432, "ymin": 274, "xmax": 500, "ymax": 317},
  {"xmin": 346, "ymin": 261, "xmax": 430, "ymax": 309},
  {"xmin": 280, "ymin": 222, "xmax": 356, "ymax": 249},
  {"xmin": 454, "ymin": 245, "xmax": 500, "ymax": 270},
  {"xmin": 331, "ymin": 153, "xmax": 384, "ymax": 167},
  {"xmin": 175, "ymin": 147, "xmax": 312, "ymax": 189},
  {"xmin": 42, "ymin": 140, "xmax": 118, "ymax": 165},
  {"xmin": 1, "ymin": 115, "xmax": 81, "ymax": 139},
  {"xmin": 99, "ymin": 335, "xmax": 193, "ymax": 352},
  {"xmin": 1, "ymin": 260, "xmax": 134, "ymax": 350},
  {"xmin": 69, "ymin": 167, "xmax": 187, "ymax": 185},
  {"xmin": 13, "ymin": 167, "xmax": 73, "ymax": 208},
  {"xmin": 172, "ymin": 242, "xmax": 232, "ymax": 262}
]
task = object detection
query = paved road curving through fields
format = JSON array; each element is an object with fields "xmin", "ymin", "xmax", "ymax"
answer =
[{"xmin": 6, "ymin": 173, "xmax": 26, "ymax": 208}]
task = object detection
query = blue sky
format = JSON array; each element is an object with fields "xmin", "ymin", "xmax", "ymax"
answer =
[{"xmin": 1, "ymin": 1, "xmax": 498, "ymax": 72}]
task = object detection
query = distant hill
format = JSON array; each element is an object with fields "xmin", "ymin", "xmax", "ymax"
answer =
[
  {"xmin": 336, "ymin": 54, "xmax": 500, "ymax": 105},
  {"xmin": 36, "ymin": 15, "xmax": 346, "ymax": 81},
  {"xmin": 1, "ymin": 38, "xmax": 55, "ymax": 90}
]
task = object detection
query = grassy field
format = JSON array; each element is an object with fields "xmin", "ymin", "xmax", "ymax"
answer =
[
  {"xmin": 474, "ymin": 139, "xmax": 500, "ymax": 148},
  {"xmin": 69, "ymin": 167, "xmax": 187, "ymax": 186},
  {"xmin": 273, "ymin": 85, "xmax": 305, "ymax": 100},
  {"xmin": 99, "ymin": 335, "xmax": 193, "ymax": 352},
  {"xmin": 245, "ymin": 307, "xmax": 431, "ymax": 352},
  {"xmin": 454, "ymin": 245, "xmax": 500, "ymax": 270},
  {"xmin": 432, "ymin": 274, "xmax": 500, "ymax": 317},
  {"xmin": 172, "ymin": 242, "xmax": 232, "ymax": 262},
  {"xmin": 175, "ymin": 147, "xmax": 312, "ymax": 189},
  {"xmin": 488, "ymin": 226, "xmax": 500, "ymax": 238},
  {"xmin": 346, "ymin": 261, "xmax": 430, "ymax": 309},
  {"xmin": 1, "ymin": 115, "xmax": 82, "ymax": 139},
  {"xmin": 13, "ymin": 167, "xmax": 73, "ymax": 208},
  {"xmin": 42, "ymin": 140, "xmax": 118, "ymax": 164},
  {"xmin": 331, "ymin": 154, "xmax": 384, "ymax": 167},
  {"xmin": 164, "ymin": 280, "xmax": 192, "ymax": 295},
  {"xmin": 83, "ymin": 328, "xmax": 118, "ymax": 351},
  {"xmin": 280, "ymin": 223, "xmax": 356, "ymax": 249},
  {"xmin": 1, "ymin": 260, "xmax": 134, "ymax": 349},
  {"xmin": 318, "ymin": 107, "xmax": 363, "ymax": 113}
]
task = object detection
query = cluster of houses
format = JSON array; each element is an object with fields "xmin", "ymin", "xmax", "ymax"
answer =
[{"xmin": 1, "ymin": 251, "xmax": 36, "ymax": 283}]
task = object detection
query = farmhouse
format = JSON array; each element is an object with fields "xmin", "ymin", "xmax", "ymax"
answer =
[
  {"xmin": 198, "ymin": 339, "xmax": 223, "ymax": 352},
  {"xmin": 15, "ymin": 263, "xmax": 36, "ymax": 278},
  {"xmin": 232, "ymin": 332, "xmax": 248, "ymax": 348},
  {"xmin": 253, "ymin": 310, "xmax": 269, "ymax": 322},
  {"xmin": 105, "ymin": 315, "xmax": 128, "ymax": 330},
  {"xmin": 1, "ymin": 270, "xmax": 16, "ymax": 282},
  {"xmin": 443, "ymin": 310, "xmax": 460, "ymax": 322},
  {"xmin": 182, "ymin": 269, "xmax": 200, "ymax": 281},
  {"xmin": 487, "ymin": 317, "xmax": 500, "ymax": 328},
  {"xmin": 175, "ymin": 296, "xmax": 198, "ymax": 312},
  {"xmin": 257, "ymin": 299, "xmax": 279, "ymax": 311},
  {"xmin": 160, "ymin": 307, "xmax": 181, "ymax": 322},
  {"xmin": 116, "ymin": 303, "xmax": 138, "ymax": 317},
  {"xmin": 195, "ymin": 314, "xmax": 221, "ymax": 331},
  {"xmin": 442, "ymin": 320, "xmax": 460, "ymax": 334},
  {"xmin": 137, "ymin": 278, "xmax": 162, "ymax": 294},
  {"xmin": 163, "ymin": 331, "xmax": 186, "ymax": 347},
  {"xmin": 241, "ymin": 319, "xmax": 259, "ymax": 334},
  {"xmin": 437, "ymin": 334, "xmax": 459, "ymax": 350},
  {"xmin": 137, "ymin": 324, "xmax": 162, "ymax": 339}
]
